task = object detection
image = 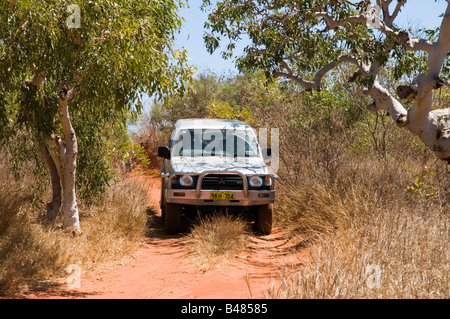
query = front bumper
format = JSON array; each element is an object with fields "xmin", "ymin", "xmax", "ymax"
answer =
[
  {"xmin": 165, "ymin": 189, "xmax": 275, "ymax": 206},
  {"xmin": 165, "ymin": 170, "xmax": 276, "ymax": 206}
]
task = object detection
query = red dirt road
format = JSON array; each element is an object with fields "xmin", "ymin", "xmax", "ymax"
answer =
[{"xmin": 22, "ymin": 175, "xmax": 306, "ymax": 299}]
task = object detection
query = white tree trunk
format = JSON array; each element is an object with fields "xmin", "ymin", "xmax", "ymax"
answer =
[
  {"xmin": 58, "ymin": 89, "xmax": 81, "ymax": 233},
  {"xmin": 368, "ymin": 83, "xmax": 450, "ymax": 161},
  {"xmin": 378, "ymin": 4, "xmax": 450, "ymax": 161},
  {"xmin": 27, "ymin": 72, "xmax": 81, "ymax": 232}
]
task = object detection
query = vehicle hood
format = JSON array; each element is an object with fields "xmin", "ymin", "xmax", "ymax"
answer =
[{"xmin": 170, "ymin": 156, "xmax": 269, "ymax": 175}]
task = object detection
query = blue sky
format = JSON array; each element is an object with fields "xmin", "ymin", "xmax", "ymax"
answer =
[{"xmin": 176, "ymin": 0, "xmax": 449, "ymax": 76}]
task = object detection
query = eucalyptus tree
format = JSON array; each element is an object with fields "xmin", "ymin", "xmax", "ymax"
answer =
[
  {"xmin": 202, "ymin": 0, "xmax": 450, "ymax": 162},
  {"xmin": 0, "ymin": 0, "xmax": 193, "ymax": 232}
]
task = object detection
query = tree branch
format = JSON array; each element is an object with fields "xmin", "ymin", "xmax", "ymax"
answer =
[
  {"xmin": 365, "ymin": 81, "xmax": 409, "ymax": 127},
  {"xmin": 10, "ymin": 20, "xmax": 29, "ymax": 42},
  {"xmin": 46, "ymin": 134, "xmax": 65, "ymax": 186},
  {"xmin": 396, "ymin": 3, "xmax": 450, "ymax": 100},
  {"xmin": 405, "ymin": 38, "xmax": 435, "ymax": 52},
  {"xmin": 273, "ymin": 55, "xmax": 368, "ymax": 91},
  {"xmin": 272, "ymin": 60, "xmax": 316, "ymax": 90},
  {"xmin": 438, "ymin": 3, "xmax": 450, "ymax": 50},
  {"xmin": 25, "ymin": 65, "xmax": 45, "ymax": 88},
  {"xmin": 315, "ymin": 11, "xmax": 366, "ymax": 30},
  {"xmin": 381, "ymin": 0, "xmax": 407, "ymax": 28}
]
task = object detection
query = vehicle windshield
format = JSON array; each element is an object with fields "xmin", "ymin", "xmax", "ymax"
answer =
[{"xmin": 171, "ymin": 128, "xmax": 260, "ymax": 157}]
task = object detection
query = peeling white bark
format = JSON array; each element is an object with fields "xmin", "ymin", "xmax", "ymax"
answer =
[
  {"xmin": 58, "ymin": 87, "xmax": 80, "ymax": 233},
  {"xmin": 365, "ymin": 81, "xmax": 408, "ymax": 126},
  {"xmin": 26, "ymin": 72, "xmax": 81, "ymax": 232},
  {"xmin": 398, "ymin": 4, "xmax": 450, "ymax": 161},
  {"xmin": 46, "ymin": 135, "xmax": 64, "ymax": 186}
]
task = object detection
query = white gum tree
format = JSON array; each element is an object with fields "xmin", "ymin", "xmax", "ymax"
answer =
[
  {"xmin": 1, "ymin": 0, "xmax": 193, "ymax": 232},
  {"xmin": 203, "ymin": 0, "xmax": 450, "ymax": 162}
]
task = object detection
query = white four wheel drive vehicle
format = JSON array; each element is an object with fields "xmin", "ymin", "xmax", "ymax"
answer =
[{"xmin": 158, "ymin": 118, "xmax": 276, "ymax": 235}]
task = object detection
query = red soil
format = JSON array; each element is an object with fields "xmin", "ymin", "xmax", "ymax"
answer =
[{"xmin": 19, "ymin": 174, "xmax": 307, "ymax": 299}]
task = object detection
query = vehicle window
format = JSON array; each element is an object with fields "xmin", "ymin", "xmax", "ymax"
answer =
[{"xmin": 171, "ymin": 129, "xmax": 260, "ymax": 157}]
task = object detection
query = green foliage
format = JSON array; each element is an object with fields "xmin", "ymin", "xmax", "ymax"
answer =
[
  {"xmin": 18, "ymin": 84, "xmax": 59, "ymax": 136},
  {"xmin": 201, "ymin": 0, "xmax": 445, "ymax": 90},
  {"xmin": 1, "ymin": 0, "xmax": 193, "ymax": 104},
  {"xmin": 203, "ymin": 1, "xmax": 364, "ymax": 76},
  {"xmin": 119, "ymin": 139, "xmax": 151, "ymax": 172},
  {"xmin": 0, "ymin": 0, "xmax": 193, "ymax": 202},
  {"xmin": 391, "ymin": 45, "xmax": 428, "ymax": 82},
  {"xmin": 146, "ymin": 71, "xmax": 297, "ymax": 130},
  {"xmin": 148, "ymin": 68, "xmax": 435, "ymax": 174},
  {"xmin": 73, "ymin": 117, "xmax": 119, "ymax": 204},
  {"xmin": 4, "ymin": 130, "xmax": 48, "ymax": 190},
  {"xmin": 206, "ymin": 99, "xmax": 255, "ymax": 125}
]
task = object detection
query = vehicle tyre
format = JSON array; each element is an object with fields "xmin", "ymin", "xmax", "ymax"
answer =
[
  {"xmin": 255, "ymin": 204, "xmax": 273, "ymax": 235},
  {"xmin": 161, "ymin": 202, "xmax": 166, "ymax": 221},
  {"xmin": 165, "ymin": 201, "xmax": 182, "ymax": 234}
]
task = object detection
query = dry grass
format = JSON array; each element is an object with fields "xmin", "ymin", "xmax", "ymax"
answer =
[
  {"xmin": 186, "ymin": 213, "xmax": 250, "ymax": 270},
  {"xmin": 0, "ymin": 160, "xmax": 150, "ymax": 296},
  {"xmin": 268, "ymin": 156, "xmax": 449, "ymax": 299},
  {"xmin": 268, "ymin": 208, "xmax": 449, "ymax": 298},
  {"xmin": 69, "ymin": 177, "xmax": 149, "ymax": 270},
  {"xmin": 2, "ymin": 102, "xmax": 449, "ymax": 299}
]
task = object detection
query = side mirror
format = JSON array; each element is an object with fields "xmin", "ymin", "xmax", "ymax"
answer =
[
  {"xmin": 158, "ymin": 146, "xmax": 171, "ymax": 159},
  {"xmin": 262, "ymin": 147, "xmax": 272, "ymax": 160}
]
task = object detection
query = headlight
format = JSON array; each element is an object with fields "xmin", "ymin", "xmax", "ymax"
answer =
[
  {"xmin": 179, "ymin": 175, "xmax": 194, "ymax": 187},
  {"xmin": 249, "ymin": 175, "xmax": 263, "ymax": 187}
]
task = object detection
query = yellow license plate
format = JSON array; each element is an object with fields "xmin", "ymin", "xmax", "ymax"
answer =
[{"xmin": 210, "ymin": 192, "xmax": 235, "ymax": 200}]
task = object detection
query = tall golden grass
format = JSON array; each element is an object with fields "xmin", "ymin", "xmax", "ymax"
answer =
[
  {"xmin": 0, "ymin": 158, "xmax": 149, "ymax": 296},
  {"xmin": 246, "ymin": 88, "xmax": 450, "ymax": 298},
  {"xmin": 269, "ymin": 156, "xmax": 449, "ymax": 298}
]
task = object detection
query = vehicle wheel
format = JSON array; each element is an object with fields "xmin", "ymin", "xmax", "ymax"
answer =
[
  {"xmin": 165, "ymin": 201, "xmax": 182, "ymax": 234},
  {"xmin": 161, "ymin": 202, "xmax": 166, "ymax": 221},
  {"xmin": 255, "ymin": 204, "xmax": 273, "ymax": 235}
]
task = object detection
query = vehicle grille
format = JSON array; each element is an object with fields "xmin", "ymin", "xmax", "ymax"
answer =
[{"xmin": 201, "ymin": 174, "xmax": 244, "ymax": 190}]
